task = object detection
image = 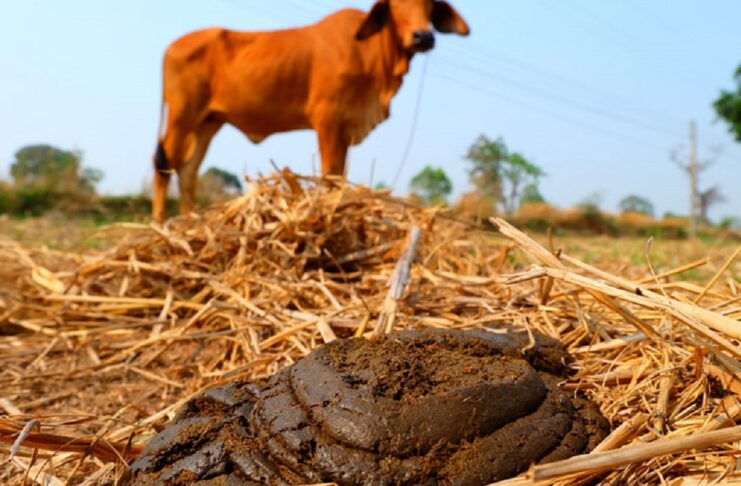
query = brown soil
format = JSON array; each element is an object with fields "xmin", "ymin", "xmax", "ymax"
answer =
[{"xmin": 123, "ymin": 329, "xmax": 609, "ymax": 485}]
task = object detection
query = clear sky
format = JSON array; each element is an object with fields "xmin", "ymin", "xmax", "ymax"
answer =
[{"xmin": 2, "ymin": 0, "xmax": 740, "ymax": 220}]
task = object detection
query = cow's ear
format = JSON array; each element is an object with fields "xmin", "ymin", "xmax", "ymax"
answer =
[
  {"xmin": 356, "ymin": 1, "xmax": 390, "ymax": 40},
  {"xmin": 432, "ymin": 1, "xmax": 470, "ymax": 36}
]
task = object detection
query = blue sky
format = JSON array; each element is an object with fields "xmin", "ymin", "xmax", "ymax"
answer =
[{"xmin": 2, "ymin": 0, "xmax": 740, "ymax": 220}]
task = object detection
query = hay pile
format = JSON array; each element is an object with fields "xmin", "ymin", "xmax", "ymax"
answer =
[{"xmin": 1, "ymin": 172, "xmax": 740, "ymax": 485}]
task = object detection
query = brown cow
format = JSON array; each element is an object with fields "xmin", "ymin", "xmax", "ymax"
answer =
[{"xmin": 152, "ymin": 0, "xmax": 469, "ymax": 222}]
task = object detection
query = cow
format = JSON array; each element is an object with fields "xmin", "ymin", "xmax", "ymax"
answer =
[{"xmin": 152, "ymin": 0, "xmax": 469, "ymax": 223}]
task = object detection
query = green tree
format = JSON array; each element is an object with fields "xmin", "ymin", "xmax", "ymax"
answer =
[
  {"xmin": 203, "ymin": 167, "xmax": 242, "ymax": 192},
  {"xmin": 618, "ymin": 194, "xmax": 654, "ymax": 216},
  {"xmin": 10, "ymin": 144, "xmax": 102, "ymax": 193},
  {"xmin": 713, "ymin": 65, "xmax": 741, "ymax": 142},
  {"xmin": 718, "ymin": 216, "xmax": 740, "ymax": 230},
  {"xmin": 578, "ymin": 192, "xmax": 604, "ymax": 212},
  {"xmin": 198, "ymin": 167, "xmax": 243, "ymax": 203},
  {"xmin": 465, "ymin": 135, "xmax": 507, "ymax": 206},
  {"xmin": 409, "ymin": 166, "xmax": 452, "ymax": 205},
  {"xmin": 464, "ymin": 135, "xmax": 545, "ymax": 215},
  {"xmin": 500, "ymin": 152, "xmax": 545, "ymax": 214},
  {"xmin": 520, "ymin": 183, "xmax": 545, "ymax": 205}
]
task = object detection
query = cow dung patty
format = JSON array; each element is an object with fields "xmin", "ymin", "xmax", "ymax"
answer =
[{"xmin": 124, "ymin": 329, "xmax": 609, "ymax": 485}]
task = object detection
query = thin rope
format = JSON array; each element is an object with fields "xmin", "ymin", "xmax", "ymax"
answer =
[{"xmin": 392, "ymin": 53, "xmax": 431, "ymax": 189}]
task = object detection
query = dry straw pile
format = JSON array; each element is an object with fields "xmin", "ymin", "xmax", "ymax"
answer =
[{"xmin": 1, "ymin": 172, "xmax": 740, "ymax": 485}]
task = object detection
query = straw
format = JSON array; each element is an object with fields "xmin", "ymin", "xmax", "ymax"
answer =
[{"xmin": 0, "ymin": 174, "xmax": 739, "ymax": 484}]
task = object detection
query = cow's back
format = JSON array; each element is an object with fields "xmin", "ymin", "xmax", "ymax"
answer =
[
  {"xmin": 160, "ymin": 8, "xmax": 399, "ymax": 144},
  {"xmin": 211, "ymin": 27, "xmax": 317, "ymax": 139}
]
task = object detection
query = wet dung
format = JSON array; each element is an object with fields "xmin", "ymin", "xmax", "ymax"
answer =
[{"xmin": 125, "ymin": 329, "xmax": 609, "ymax": 485}]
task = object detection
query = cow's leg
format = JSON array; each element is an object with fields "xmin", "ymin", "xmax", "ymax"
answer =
[
  {"xmin": 316, "ymin": 125, "xmax": 349, "ymax": 176},
  {"xmin": 152, "ymin": 169, "xmax": 171, "ymax": 225},
  {"xmin": 153, "ymin": 126, "xmax": 187, "ymax": 225},
  {"xmin": 153, "ymin": 119, "xmax": 190, "ymax": 223},
  {"xmin": 153, "ymin": 97, "xmax": 196, "ymax": 223},
  {"xmin": 152, "ymin": 140, "xmax": 171, "ymax": 224},
  {"xmin": 176, "ymin": 119, "xmax": 222, "ymax": 217}
]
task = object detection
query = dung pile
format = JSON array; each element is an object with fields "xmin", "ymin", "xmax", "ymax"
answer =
[
  {"xmin": 0, "ymin": 172, "xmax": 740, "ymax": 485},
  {"xmin": 125, "ymin": 329, "xmax": 608, "ymax": 485}
]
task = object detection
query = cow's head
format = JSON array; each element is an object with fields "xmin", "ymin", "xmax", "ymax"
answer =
[{"xmin": 356, "ymin": 0, "xmax": 469, "ymax": 53}]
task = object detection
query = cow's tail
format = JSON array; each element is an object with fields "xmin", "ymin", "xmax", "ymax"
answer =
[
  {"xmin": 154, "ymin": 142, "xmax": 169, "ymax": 174},
  {"xmin": 154, "ymin": 102, "xmax": 170, "ymax": 174}
]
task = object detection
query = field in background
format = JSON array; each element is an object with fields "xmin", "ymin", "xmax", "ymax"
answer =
[{"xmin": 2, "ymin": 212, "xmax": 739, "ymax": 284}]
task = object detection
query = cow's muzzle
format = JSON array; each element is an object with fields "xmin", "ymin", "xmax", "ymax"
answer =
[{"xmin": 412, "ymin": 30, "xmax": 435, "ymax": 52}]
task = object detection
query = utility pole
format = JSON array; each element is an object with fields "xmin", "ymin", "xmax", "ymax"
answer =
[
  {"xmin": 671, "ymin": 120, "xmax": 722, "ymax": 239},
  {"xmin": 688, "ymin": 120, "xmax": 698, "ymax": 239}
]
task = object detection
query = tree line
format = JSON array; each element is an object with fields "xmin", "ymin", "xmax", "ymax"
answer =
[
  {"xmin": 0, "ymin": 136, "xmax": 736, "ymax": 235},
  {"xmin": 408, "ymin": 134, "xmax": 733, "ymax": 227},
  {"xmin": 407, "ymin": 61, "xmax": 741, "ymax": 233},
  {"xmin": 0, "ymin": 144, "xmax": 242, "ymax": 219}
]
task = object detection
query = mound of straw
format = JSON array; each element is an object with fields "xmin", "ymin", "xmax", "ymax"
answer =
[{"xmin": 1, "ymin": 172, "xmax": 740, "ymax": 485}]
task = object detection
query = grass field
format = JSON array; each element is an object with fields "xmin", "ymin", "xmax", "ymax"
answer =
[{"xmin": 0, "ymin": 214, "xmax": 121, "ymax": 251}]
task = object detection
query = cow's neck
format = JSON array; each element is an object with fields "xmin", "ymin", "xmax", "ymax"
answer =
[{"xmin": 371, "ymin": 25, "xmax": 410, "ymax": 113}]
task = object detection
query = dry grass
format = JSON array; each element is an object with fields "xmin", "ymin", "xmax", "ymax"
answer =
[
  {"xmin": 0, "ymin": 172, "xmax": 739, "ymax": 485},
  {"xmin": 0, "ymin": 213, "xmax": 121, "ymax": 252}
]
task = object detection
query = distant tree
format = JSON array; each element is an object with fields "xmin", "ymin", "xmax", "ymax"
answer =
[
  {"xmin": 198, "ymin": 167, "xmax": 242, "ymax": 203},
  {"xmin": 718, "ymin": 216, "xmax": 740, "ymax": 230},
  {"xmin": 618, "ymin": 194, "xmax": 654, "ymax": 216},
  {"xmin": 203, "ymin": 167, "xmax": 242, "ymax": 192},
  {"xmin": 500, "ymin": 152, "xmax": 545, "ymax": 214},
  {"xmin": 409, "ymin": 166, "xmax": 452, "ymax": 205},
  {"xmin": 465, "ymin": 135, "xmax": 545, "ymax": 215},
  {"xmin": 0, "ymin": 180, "xmax": 11, "ymax": 213},
  {"xmin": 698, "ymin": 186, "xmax": 725, "ymax": 225},
  {"xmin": 465, "ymin": 135, "xmax": 508, "ymax": 206},
  {"xmin": 10, "ymin": 144, "xmax": 102, "ymax": 193},
  {"xmin": 374, "ymin": 181, "xmax": 390, "ymax": 190},
  {"xmin": 520, "ymin": 183, "xmax": 546, "ymax": 205},
  {"xmin": 578, "ymin": 192, "xmax": 604, "ymax": 211},
  {"xmin": 713, "ymin": 64, "xmax": 741, "ymax": 142}
]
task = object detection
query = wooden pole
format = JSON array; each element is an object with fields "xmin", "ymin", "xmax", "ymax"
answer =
[
  {"xmin": 688, "ymin": 120, "xmax": 698, "ymax": 239},
  {"xmin": 373, "ymin": 226, "xmax": 421, "ymax": 336}
]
